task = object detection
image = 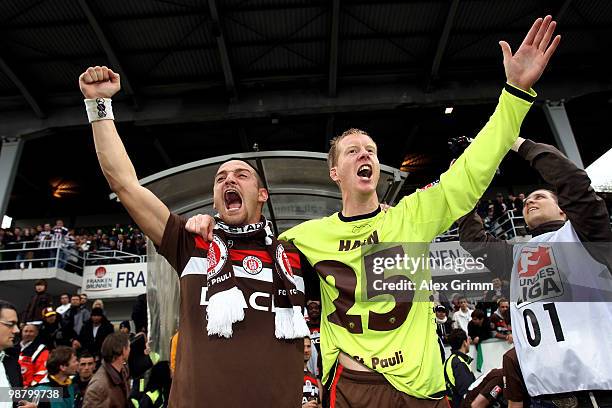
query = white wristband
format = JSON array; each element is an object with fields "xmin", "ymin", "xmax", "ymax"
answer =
[{"xmin": 84, "ymin": 98, "xmax": 114, "ymax": 123}]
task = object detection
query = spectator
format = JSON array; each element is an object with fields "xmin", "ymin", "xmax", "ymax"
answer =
[
  {"xmin": 6, "ymin": 226, "xmax": 26, "ymax": 269},
  {"xmin": 40, "ymin": 307, "xmax": 69, "ymax": 350},
  {"xmin": 435, "ymin": 305, "xmax": 453, "ymax": 345},
  {"xmin": 302, "ymin": 337, "xmax": 321, "ymax": 408},
  {"xmin": 0, "ymin": 300, "xmax": 37, "ymax": 408},
  {"xmin": 492, "ymin": 193, "xmax": 507, "ymax": 220},
  {"xmin": 38, "ymin": 223, "xmax": 54, "ymax": 267},
  {"xmin": 450, "ymin": 293, "xmax": 462, "ymax": 314},
  {"xmin": 22, "ymin": 227, "xmax": 36, "ymax": 268},
  {"xmin": 490, "ymin": 298, "xmax": 512, "ymax": 344},
  {"xmin": 52, "ymin": 220, "xmax": 69, "ymax": 269},
  {"xmin": 133, "ymin": 361, "xmax": 172, "ymax": 408},
  {"xmin": 80, "ymin": 294, "xmax": 89, "ymax": 310},
  {"xmin": 83, "ymin": 332, "xmax": 131, "ymax": 408},
  {"xmin": 131, "ymin": 294, "xmax": 147, "ymax": 334},
  {"xmin": 74, "ymin": 351, "xmax": 96, "ymax": 408},
  {"xmin": 21, "ymin": 279, "xmax": 52, "ymax": 325},
  {"xmin": 482, "ymin": 277, "xmax": 509, "ymax": 304},
  {"xmin": 63, "ymin": 294, "xmax": 90, "ymax": 340},
  {"xmin": 92, "ymin": 299, "xmax": 104, "ymax": 310},
  {"xmin": 78, "ymin": 307, "xmax": 114, "ymax": 357},
  {"xmin": 507, "ymin": 194, "xmax": 517, "ymax": 212},
  {"xmin": 115, "ymin": 234, "xmax": 125, "ymax": 252},
  {"xmin": 467, "ymin": 309, "xmax": 491, "ymax": 345},
  {"xmin": 445, "ymin": 329, "xmax": 475, "ymax": 408},
  {"xmin": 56, "ymin": 294, "xmax": 71, "ymax": 316},
  {"xmin": 36, "ymin": 346, "xmax": 79, "ymax": 408},
  {"xmin": 52, "ymin": 220, "xmax": 68, "ymax": 243},
  {"xmin": 18, "ymin": 323, "xmax": 49, "ymax": 387},
  {"xmin": 483, "ymin": 204, "xmax": 495, "ymax": 231},
  {"xmin": 452, "ymin": 296, "xmax": 473, "ymax": 334},
  {"xmin": 306, "ymin": 300, "xmax": 322, "ymax": 378},
  {"xmin": 514, "ymin": 193, "xmax": 525, "ymax": 214},
  {"xmin": 119, "ymin": 321, "xmax": 134, "ymax": 341}
]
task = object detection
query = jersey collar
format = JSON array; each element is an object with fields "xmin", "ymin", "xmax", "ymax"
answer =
[{"xmin": 338, "ymin": 206, "xmax": 381, "ymax": 223}]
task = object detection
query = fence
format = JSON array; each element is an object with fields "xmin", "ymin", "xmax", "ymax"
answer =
[{"xmin": 0, "ymin": 239, "xmax": 146, "ymax": 275}]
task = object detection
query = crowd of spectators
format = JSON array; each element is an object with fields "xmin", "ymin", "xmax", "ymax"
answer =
[
  {"xmin": 474, "ymin": 192, "xmax": 526, "ymax": 233},
  {"xmin": 434, "ymin": 279, "xmax": 513, "ymax": 348},
  {"xmin": 0, "ymin": 220, "xmax": 147, "ymax": 270},
  {"xmin": 0, "ymin": 281, "xmax": 169, "ymax": 407}
]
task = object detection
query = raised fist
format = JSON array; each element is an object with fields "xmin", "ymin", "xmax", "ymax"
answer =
[{"xmin": 79, "ymin": 65, "xmax": 121, "ymax": 99}]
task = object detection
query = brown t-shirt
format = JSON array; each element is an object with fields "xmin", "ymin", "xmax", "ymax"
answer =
[
  {"xmin": 503, "ymin": 348, "xmax": 529, "ymax": 403},
  {"xmin": 461, "ymin": 368, "xmax": 504, "ymax": 408},
  {"xmin": 159, "ymin": 214, "xmax": 302, "ymax": 408}
]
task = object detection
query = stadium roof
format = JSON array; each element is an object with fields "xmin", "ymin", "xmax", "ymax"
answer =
[{"xmin": 1, "ymin": 0, "xmax": 611, "ymax": 220}]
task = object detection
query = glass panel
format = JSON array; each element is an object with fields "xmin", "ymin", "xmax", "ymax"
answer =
[{"xmin": 270, "ymin": 194, "xmax": 342, "ymax": 219}]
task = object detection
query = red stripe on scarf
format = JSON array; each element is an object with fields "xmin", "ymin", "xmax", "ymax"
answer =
[
  {"xmin": 194, "ymin": 236, "xmax": 210, "ymax": 250},
  {"xmin": 329, "ymin": 364, "xmax": 344, "ymax": 408},
  {"xmin": 286, "ymin": 252, "xmax": 301, "ymax": 269}
]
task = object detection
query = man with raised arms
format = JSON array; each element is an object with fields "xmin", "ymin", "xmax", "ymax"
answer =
[
  {"xmin": 79, "ymin": 67, "xmax": 309, "ymax": 407},
  {"xmin": 186, "ymin": 16, "xmax": 560, "ymax": 408}
]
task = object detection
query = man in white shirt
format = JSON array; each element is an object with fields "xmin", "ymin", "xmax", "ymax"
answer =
[{"xmin": 452, "ymin": 296, "xmax": 473, "ymax": 334}]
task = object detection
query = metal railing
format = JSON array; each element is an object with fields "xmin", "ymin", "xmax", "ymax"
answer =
[
  {"xmin": 0, "ymin": 239, "xmax": 147, "ymax": 274},
  {"xmin": 434, "ymin": 210, "xmax": 529, "ymax": 242},
  {"xmin": 84, "ymin": 250, "xmax": 146, "ymax": 265},
  {"xmin": 489, "ymin": 210, "xmax": 528, "ymax": 239}
]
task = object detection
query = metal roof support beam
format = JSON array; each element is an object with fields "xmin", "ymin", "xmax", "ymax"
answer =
[
  {"xmin": 426, "ymin": 0, "xmax": 460, "ymax": 91},
  {"xmin": 0, "ymin": 137, "xmax": 24, "ymax": 219},
  {"xmin": 328, "ymin": 0, "xmax": 340, "ymax": 97},
  {"xmin": 0, "ymin": 57, "xmax": 45, "ymax": 118},
  {"xmin": 2, "ymin": 78, "xmax": 612, "ymax": 137},
  {"xmin": 208, "ymin": 0, "xmax": 237, "ymax": 101},
  {"xmin": 77, "ymin": 0, "xmax": 139, "ymax": 109},
  {"xmin": 543, "ymin": 101, "xmax": 583, "ymax": 169},
  {"xmin": 153, "ymin": 138, "xmax": 174, "ymax": 168}
]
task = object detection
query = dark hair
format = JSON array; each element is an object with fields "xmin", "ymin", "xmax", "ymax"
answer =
[
  {"xmin": 35, "ymin": 279, "xmax": 47, "ymax": 288},
  {"xmin": 47, "ymin": 346, "xmax": 74, "ymax": 375},
  {"xmin": 60, "ymin": 293, "xmax": 70, "ymax": 298},
  {"xmin": 448, "ymin": 329, "xmax": 468, "ymax": 351},
  {"xmin": 472, "ymin": 309, "xmax": 485, "ymax": 320},
  {"xmin": 78, "ymin": 351, "xmax": 94, "ymax": 361},
  {"xmin": 497, "ymin": 297, "xmax": 509, "ymax": 306},
  {"xmin": 71, "ymin": 294, "xmax": 80, "ymax": 300},
  {"xmin": 101, "ymin": 333, "xmax": 129, "ymax": 363},
  {"xmin": 0, "ymin": 300, "xmax": 17, "ymax": 315}
]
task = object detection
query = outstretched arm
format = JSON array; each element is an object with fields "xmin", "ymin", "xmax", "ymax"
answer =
[
  {"xmin": 513, "ymin": 137, "xmax": 612, "ymax": 242},
  {"xmin": 402, "ymin": 16, "xmax": 561, "ymax": 236},
  {"xmin": 458, "ymin": 209, "xmax": 513, "ymax": 280},
  {"xmin": 79, "ymin": 66, "xmax": 169, "ymax": 246}
]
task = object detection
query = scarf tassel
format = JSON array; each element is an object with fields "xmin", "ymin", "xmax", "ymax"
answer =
[
  {"xmin": 275, "ymin": 306, "xmax": 310, "ymax": 339},
  {"xmin": 206, "ymin": 287, "xmax": 246, "ymax": 338}
]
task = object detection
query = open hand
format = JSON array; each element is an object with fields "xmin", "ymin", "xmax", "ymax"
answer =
[{"xmin": 500, "ymin": 15, "xmax": 561, "ymax": 91}]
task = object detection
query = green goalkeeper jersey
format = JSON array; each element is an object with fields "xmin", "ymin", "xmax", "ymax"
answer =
[{"xmin": 280, "ymin": 84, "xmax": 536, "ymax": 399}]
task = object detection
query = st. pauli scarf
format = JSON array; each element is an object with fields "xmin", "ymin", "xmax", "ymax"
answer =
[{"xmin": 205, "ymin": 216, "xmax": 310, "ymax": 339}]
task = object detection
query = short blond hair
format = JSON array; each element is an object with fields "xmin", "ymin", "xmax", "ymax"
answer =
[{"xmin": 327, "ymin": 128, "xmax": 373, "ymax": 169}]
